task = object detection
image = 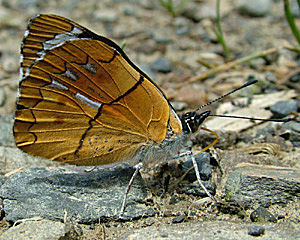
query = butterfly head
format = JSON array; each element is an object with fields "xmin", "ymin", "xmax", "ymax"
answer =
[{"xmin": 181, "ymin": 110, "xmax": 210, "ymax": 133}]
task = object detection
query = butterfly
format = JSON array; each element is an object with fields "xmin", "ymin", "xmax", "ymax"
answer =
[{"xmin": 14, "ymin": 14, "xmax": 218, "ymax": 216}]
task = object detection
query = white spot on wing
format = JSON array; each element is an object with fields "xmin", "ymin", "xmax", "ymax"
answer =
[
  {"xmin": 63, "ymin": 67, "xmax": 77, "ymax": 81},
  {"xmin": 49, "ymin": 80, "xmax": 69, "ymax": 90},
  {"xmin": 75, "ymin": 93, "xmax": 102, "ymax": 109},
  {"xmin": 43, "ymin": 26, "xmax": 83, "ymax": 50},
  {"xmin": 71, "ymin": 27, "xmax": 83, "ymax": 34},
  {"xmin": 19, "ymin": 55, "xmax": 24, "ymax": 78},
  {"xmin": 83, "ymin": 61, "xmax": 97, "ymax": 74},
  {"xmin": 24, "ymin": 29, "xmax": 29, "ymax": 39}
]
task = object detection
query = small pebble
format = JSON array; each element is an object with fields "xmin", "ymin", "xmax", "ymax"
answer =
[
  {"xmin": 123, "ymin": 6, "xmax": 135, "ymax": 16},
  {"xmin": 94, "ymin": 9, "xmax": 118, "ymax": 23},
  {"xmin": 238, "ymin": 0, "xmax": 272, "ymax": 17},
  {"xmin": 172, "ymin": 214, "xmax": 186, "ymax": 223},
  {"xmin": 290, "ymin": 0, "xmax": 300, "ymax": 18},
  {"xmin": 250, "ymin": 207, "xmax": 277, "ymax": 223},
  {"xmin": 289, "ymin": 72, "xmax": 300, "ymax": 82},
  {"xmin": 151, "ymin": 58, "xmax": 172, "ymax": 73},
  {"xmin": 169, "ymin": 195, "xmax": 179, "ymax": 205},
  {"xmin": 270, "ymin": 100, "xmax": 298, "ymax": 118},
  {"xmin": 160, "ymin": 233, "xmax": 168, "ymax": 238},
  {"xmin": 0, "ymin": 87, "xmax": 6, "ymax": 107},
  {"xmin": 248, "ymin": 225, "xmax": 265, "ymax": 236},
  {"xmin": 277, "ymin": 215, "xmax": 286, "ymax": 220}
]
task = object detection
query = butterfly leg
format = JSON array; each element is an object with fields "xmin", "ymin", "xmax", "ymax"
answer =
[
  {"xmin": 187, "ymin": 151, "xmax": 218, "ymax": 203},
  {"xmin": 119, "ymin": 162, "xmax": 143, "ymax": 218}
]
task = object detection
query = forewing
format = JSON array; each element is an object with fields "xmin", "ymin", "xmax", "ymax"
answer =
[
  {"xmin": 15, "ymin": 39, "xmax": 169, "ymax": 164},
  {"xmin": 15, "ymin": 14, "xmax": 183, "ymax": 165}
]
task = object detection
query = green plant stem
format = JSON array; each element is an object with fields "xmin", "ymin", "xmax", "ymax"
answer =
[
  {"xmin": 284, "ymin": 0, "xmax": 300, "ymax": 45},
  {"xmin": 215, "ymin": 0, "xmax": 230, "ymax": 59},
  {"xmin": 158, "ymin": 0, "xmax": 191, "ymax": 18}
]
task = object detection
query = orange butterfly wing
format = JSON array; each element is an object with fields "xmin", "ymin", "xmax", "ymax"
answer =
[{"xmin": 14, "ymin": 14, "xmax": 182, "ymax": 165}]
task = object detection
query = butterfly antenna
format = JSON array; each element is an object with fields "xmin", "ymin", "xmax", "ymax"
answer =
[
  {"xmin": 208, "ymin": 114, "xmax": 297, "ymax": 123},
  {"xmin": 195, "ymin": 79, "xmax": 258, "ymax": 112},
  {"xmin": 195, "ymin": 79, "xmax": 298, "ymax": 123}
]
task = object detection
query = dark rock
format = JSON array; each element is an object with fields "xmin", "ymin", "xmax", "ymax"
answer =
[
  {"xmin": 250, "ymin": 207, "xmax": 277, "ymax": 223},
  {"xmin": 248, "ymin": 225, "xmax": 265, "ymax": 236},
  {"xmin": 281, "ymin": 122, "xmax": 300, "ymax": 147},
  {"xmin": 172, "ymin": 214, "xmax": 186, "ymax": 223},
  {"xmin": 0, "ymin": 87, "xmax": 5, "ymax": 107},
  {"xmin": 217, "ymin": 201, "xmax": 246, "ymax": 219},
  {"xmin": 179, "ymin": 181, "xmax": 216, "ymax": 197},
  {"xmin": 151, "ymin": 58, "xmax": 172, "ymax": 73},
  {"xmin": 270, "ymin": 100, "xmax": 299, "ymax": 118},
  {"xmin": 160, "ymin": 232, "xmax": 168, "ymax": 237},
  {"xmin": 225, "ymin": 163, "xmax": 300, "ymax": 207},
  {"xmin": 289, "ymin": 71, "xmax": 300, "ymax": 83},
  {"xmin": 182, "ymin": 152, "xmax": 212, "ymax": 182},
  {"xmin": 255, "ymin": 124, "xmax": 276, "ymax": 139},
  {"xmin": 281, "ymin": 122, "xmax": 300, "ymax": 133},
  {"xmin": 0, "ymin": 166, "xmax": 154, "ymax": 223},
  {"xmin": 0, "ymin": 175, "xmax": 6, "ymax": 186},
  {"xmin": 169, "ymin": 195, "xmax": 181, "ymax": 205}
]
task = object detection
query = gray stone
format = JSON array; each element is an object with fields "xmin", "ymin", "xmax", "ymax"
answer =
[
  {"xmin": 0, "ymin": 175, "xmax": 6, "ymax": 186},
  {"xmin": 2, "ymin": 54, "xmax": 19, "ymax": 73},
  {"xmin": 237, "ymin": 0, "xmax": 272, "ymax": 17},
  {"xmin": 179, "ymin": 181, "xmax": 216, "ymax": 197},
  {"xmin": 0, "ymin": 219, "xmax": 68, "ymax": 240},
  {"xmin": 182, "ymin": 3, "xmax": 216, "ymax": 21},
  {"xmin": 182, "ymin": 152, "xmax": 212, "ymax": 181},
  {"xmin": 118, "ymin": 221, "xmax": 300, "ymax": 240},
  {"xmin": 225, "ymin": 163, "xmax": 300, "ymax": 207},
  {"xmin": 172, "ymin": 214, "xmax": 185, "ymax": 223},
  {"xmin": 248, "ymin": 225, "xmax": 265, "ymax": 236},
  {"xmin": 0, "ymin": 87, "xmax": 5, "ymax": 107},
  {"xmin": 270, "ymin": 100, "xmax": 299, "ymax": 118},
  {"xmin": 0, "ymin": 117, "xmax": 14, "ymax": 147},
  {"xmin": 250, "ymin": 206, "xmax": 277, "ymax": 223},
  {"xmin": 281, "ymin": 122, "xmax": 300, "ymax": 147},
  {"xmin": 0, "ymin": 166, "xmax": 153, "ymax": 224},
  {"xmin": 123, "ymin": 6, "xmax": 135, "ymax": 16},
  {"xmin": 94, "ymin": 9, "xmax": 119, "ymax": 23},
  {"xmin": 282, "ymin": 121, "xmax": 300, "ymax": 133},
  {"xmin": 290, "ymin": 0, "xmax": 300, "ymax": 18},
  {"xmin": 151, "ymin": 58, "xmax": 172, "ymax": 73},
  {"xmin": 137, "ymin": 63, "xmax": 156, "ymax": 81},
  {"xmin": 176, "ymin": 25, "xmax": 190, "ymax": 36},
  {"xmin": 170, "ymin": 101, "xmax": 188, "ymax": 111},
  {"xmin": 0, "ymin": 146, "xmax": 61, "ymax": 175}
]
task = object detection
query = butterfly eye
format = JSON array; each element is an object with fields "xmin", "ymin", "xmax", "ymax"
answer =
[{"xmin": 181, "ymin": 110, "xmax": 211, "ymax": 133}]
